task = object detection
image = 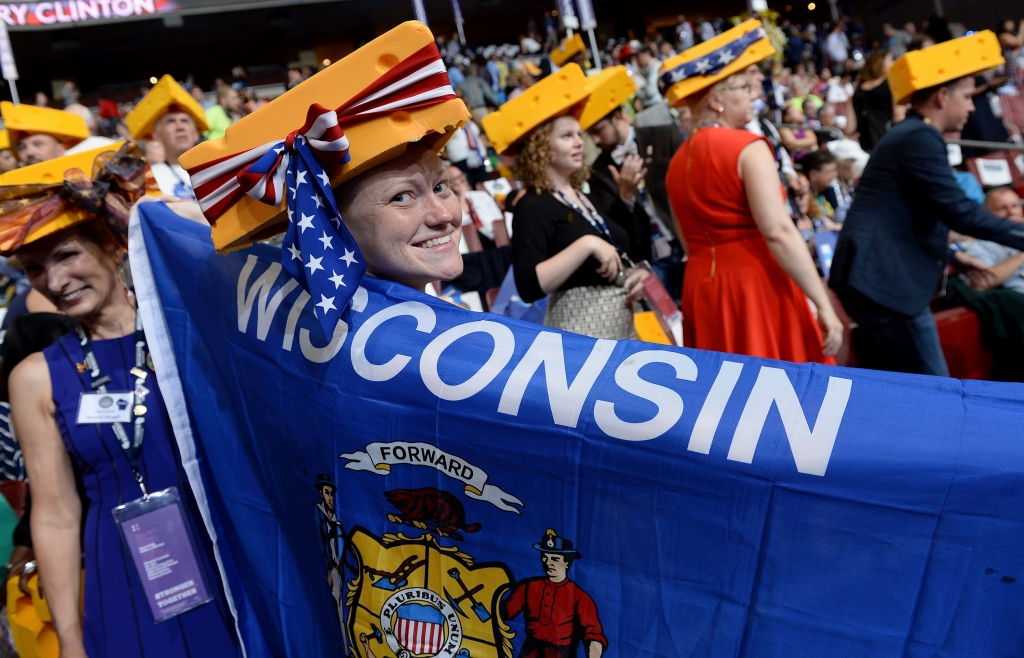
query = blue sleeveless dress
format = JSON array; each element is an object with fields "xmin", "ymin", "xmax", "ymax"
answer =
[{"xmin": 42, "ymin": 331, "xmax": 238, "ymax": 658}]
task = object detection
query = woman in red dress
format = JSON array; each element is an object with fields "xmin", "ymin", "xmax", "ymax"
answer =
[{"xmin": 660, "ymin": 20, "xmax": 842, "ymax": 363}]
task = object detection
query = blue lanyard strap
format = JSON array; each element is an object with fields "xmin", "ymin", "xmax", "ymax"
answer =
[
  {"xmin": 77, "ymin": 310, "xmax": 150, "ymax": 493},
  {"xmin": 555, "ymin": 190, "xmax": 635, "ymax": 266}
]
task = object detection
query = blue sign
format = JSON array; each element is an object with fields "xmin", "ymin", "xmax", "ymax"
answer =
[
  {"xmin": 131, "ymin": 203, "xmax": 1024, "ymax": 657},
  {"xmin": 575, "ymin": 0, "xmax": 595, "ymax": 31}
]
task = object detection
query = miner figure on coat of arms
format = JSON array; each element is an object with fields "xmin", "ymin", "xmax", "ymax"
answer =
[
  {"xmin": 315, "ymin": 474, "xmax": 349, "ymax": 638},
  {"xmin": 502, "ymin": 530, "xmax": 607, "ymax": 658}
]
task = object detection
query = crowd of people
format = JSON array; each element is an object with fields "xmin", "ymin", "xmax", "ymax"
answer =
[{"xmin": 0, "ymin": 7, "xmax": 1019, "ymax": 657}]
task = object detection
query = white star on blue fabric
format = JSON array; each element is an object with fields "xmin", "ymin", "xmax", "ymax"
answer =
[
  {"xmin": 316, "ymin": 294, "xmax": 337, "ymax": 315},
  {"xmin": 718, "ymin": 49, "xmax": 736, "ymax": 65},
  {"xmin": 274, "ymin": 146, "xmax": 285, "ymax": 155},
  {"xmin": 287, "ymin": 207, "xmax": 293, "ymax": 222},
  {"xmin": 693, "ymin": 58, "xmax": 713, "ymax": 74},
  {"xmin": 305, "ymin": 255, "xmax": 324, "ymax": 274},
  {"xmin": 276, "ymin": 133, "xmax": 366, "ymax": 334}
]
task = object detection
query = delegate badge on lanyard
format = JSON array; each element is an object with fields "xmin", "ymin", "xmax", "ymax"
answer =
[
  {"xmin": 77, "ymin": 392, "xmax": 133, "ymax": 424},
  {"xmin": 112, "ymin": 487, "xmax": 213, "ymax": 623}
]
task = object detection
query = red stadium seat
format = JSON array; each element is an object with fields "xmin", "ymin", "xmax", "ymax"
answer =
[
  {"xmin": 485, "ymin": 287, "xmax": 500, "ymax": 311},
  {"xmin": 998, "ymin": 94, "xmax": 1024, "ymax": 133},
  {"xmin": 461, "ymin": 222, "xmax": 483, "ymax": 253},
  {"xmin": 934, "ymin": 307, "xmax": 993, "ymax": 380},
  {"xmin": 823, "ymin": 279, "xmax": 857, "ymax": 367},
  {"xmin": 963, "ymin": 151, "xmax": 1024, "ymax": 197},
  {"xmin": 491, "ymin": 218, "xmax": 510, "ymax": 248},
  {"xmin": 0, "ymin": 480, "xmax": 26, "ymax": 517}
]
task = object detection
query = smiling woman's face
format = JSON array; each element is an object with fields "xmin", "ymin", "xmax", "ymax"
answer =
[
  {"xmin": 15, "ymin": 225, "xmax": 124, "ymax": 319},
  {"xmin": 335, "ymin": 143, "xmax": 463, "ymax": 290}
]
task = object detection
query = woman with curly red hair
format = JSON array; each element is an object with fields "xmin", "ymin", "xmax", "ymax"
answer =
[{"xmin": 483, "ymin": 64, "xmax": 649, "ymax": 340}]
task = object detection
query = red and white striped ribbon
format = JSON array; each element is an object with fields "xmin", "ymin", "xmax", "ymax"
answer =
[{"xmin": 186, "ymin": 44, "xmax": 457, "ymax": 221}]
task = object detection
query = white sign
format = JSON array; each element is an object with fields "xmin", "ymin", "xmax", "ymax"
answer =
[
  {"xmin": 411, "ymin": 0, "xmax": 427, "ymax": 25},
  {"xmin": 0, "ymin": 19, "xmax": 16, "ymax": 80},
  {"xmin": 576, "ymin": 0, "xmax": 596, "ymax": 30},
  {"xmin": 976, "ymin": 158, "xmax": 1012, "ymax": 187},
  {"xmin": 0, "ymin": 0, "xmax": 165, "ymax": 27}
]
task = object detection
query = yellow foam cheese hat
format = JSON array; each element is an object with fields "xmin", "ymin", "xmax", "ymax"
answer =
[
  {"xmin": 578, "ymin": 66, "xmax": 637, "ymax": 131},
  {"xmin": 179, "ymin": 21, "xmax": 470, "ymax": 252},
  {"xmin": 0, "ymin": 130, "xmax": 8, "ymax": 152},
  {"xmin": 0, "ymin": 102, "xmax": 90, "ymax": 148},
  {"xmin": 126, "ymin": 74, "xmax": 209, "ymax": 140},
  {"xmin": 0, "ymin": 141, "xmax": 158, "ymax": 251},
  {"xmin": 658, "ymin": 19, "xmax": 775, "ymax": 108},
  {"xmin": 481, "ymin": 63, "xmax": 590, "ymax": 155},
  {"xmin": 550, "ymin": 33, "xmax": 588, "ymax": 68},
  {"xmin": 888, "ymin": 30, "xmax": 1004, "ymax": 105}
]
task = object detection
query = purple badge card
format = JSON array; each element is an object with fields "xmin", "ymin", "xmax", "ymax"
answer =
[{"xmin": 114, "ymin": 488, "xmax": 213, "ymax": 622}]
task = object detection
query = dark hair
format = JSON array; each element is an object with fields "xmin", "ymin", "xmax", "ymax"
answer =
[
  {"xmin": 1, "ymin": 312, "xmax": 81, "ymax": 402},
  {"xmin": 908, "ymin": 75, "xmax": 967, "ymax": 108},
  {"xmin": 796, "ymin": 149, "xmax": 837, "ymax": 173}
]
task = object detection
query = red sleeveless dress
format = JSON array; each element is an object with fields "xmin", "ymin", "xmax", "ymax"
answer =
[{"xmin": 666, "ymin": 126, "xmax": 834, "ymax": 364}]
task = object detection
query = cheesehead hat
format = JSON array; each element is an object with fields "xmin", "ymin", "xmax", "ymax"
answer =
[
  {"xmin": 126, "ymin": 74, "xmax": 209, "ymax": 140},
  {"xmin": 481, "ymin": 62, "xmax": 590, "ymax": 155},
  {"xmin": 180, "ymin": 20, "xmax": 469, "ymax": 336},
  {"xmin": 180, "ymin": 20, "xmax": 470, "ymax": 253},
  {"xmin": 578, "ymin": 66, "xmax": 637, "ymax": 131},
  {"xmin": 0, "ymin": 130, "xmax": 8, "ymax": 152},
  {"xmin": 0, "ymin": 141, "xmax": 158, "ymax": 255},
  {"xmin": 887, "ymin": 31, "xmax": 1004, "ymax": 105},
  {"xmin": 550, "ymin": 33, "xmax": 587, "ymax": 67},
  {"xmin": 657, "ymin": 19, "xmax": 775, "ymax": 108},
  {"xmin": 0, "ymin": 102, "xmax": 90, "ymax": 148}
]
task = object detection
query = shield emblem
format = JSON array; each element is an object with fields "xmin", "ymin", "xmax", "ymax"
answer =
[{"xmin": 348, "ymin": 528, "xmax": 515, "ymax": 658}]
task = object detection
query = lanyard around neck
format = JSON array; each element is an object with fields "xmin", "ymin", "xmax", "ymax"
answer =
[
  {"xmin": 77, "ymin": 310, "xmax": 151, "ymax": 494},
  {"xmin": 555, "ymin": 189, "xmax": 635, "ymax": 267}
]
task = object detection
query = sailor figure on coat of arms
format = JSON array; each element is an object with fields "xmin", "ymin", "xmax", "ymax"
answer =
[{"xmin": 502, "ymin": 530, "xmax": 606, "ymax": 658}]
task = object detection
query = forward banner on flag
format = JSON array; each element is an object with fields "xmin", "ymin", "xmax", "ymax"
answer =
[{"xmin": 130, "ymin": 203, "xmax": 1024, "ymax": 658}]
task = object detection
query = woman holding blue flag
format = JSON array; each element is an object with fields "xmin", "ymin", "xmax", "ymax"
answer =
[{"xmin": 3, "ymin": 143, "xmax": 239, "ymax": 658}]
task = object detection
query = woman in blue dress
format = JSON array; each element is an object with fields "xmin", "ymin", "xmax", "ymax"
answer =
[{"xmin": 5, "ymin": 145, "xmax": 239, "ymax": 658}]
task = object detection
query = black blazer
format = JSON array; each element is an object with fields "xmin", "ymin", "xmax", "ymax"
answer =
[
  {"xmin": 588, "ymin": 124, "xmax": 685, "ymax": 263},
  {"xmin": 829, "ymin": 114, "xmax": 1024, "ymax": 316}
]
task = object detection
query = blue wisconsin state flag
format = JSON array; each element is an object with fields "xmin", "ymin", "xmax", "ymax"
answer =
[{"xmin": 130, "ymin": 203, "xmax": 1024, "ymax": 658}]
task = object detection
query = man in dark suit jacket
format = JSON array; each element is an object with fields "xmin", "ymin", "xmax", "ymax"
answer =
[
  {"xmin": 585, "ymin": 104, "xmax": 685, "ymax": 296},
  {"xmin": 829, "ymin": 75, "xmax": 1024, "ymax": 375}
]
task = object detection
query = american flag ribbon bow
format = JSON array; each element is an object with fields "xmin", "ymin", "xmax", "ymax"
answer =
[{"xmin": 186, "ymin": 44, "xmax": 457, "ymax": 334}]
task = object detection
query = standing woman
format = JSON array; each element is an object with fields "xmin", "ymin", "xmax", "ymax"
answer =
[
  {"xmin": 851, "ymin": 50, "xmax": 905, "ymax": 153},
  {"xmin": 660, "ymin": 20, "xmax": 842, "ymax": 363},
  {"xmin": 482, "ymin": 63, "xmax": 649, "ymax": 339},
  {"xmin": 997, "ymin": 19, "xmax": 1024, "ymax": 86},
  {"xmin": 4, "ymin": 144, "xmax": 239, "ymax": 658}
]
